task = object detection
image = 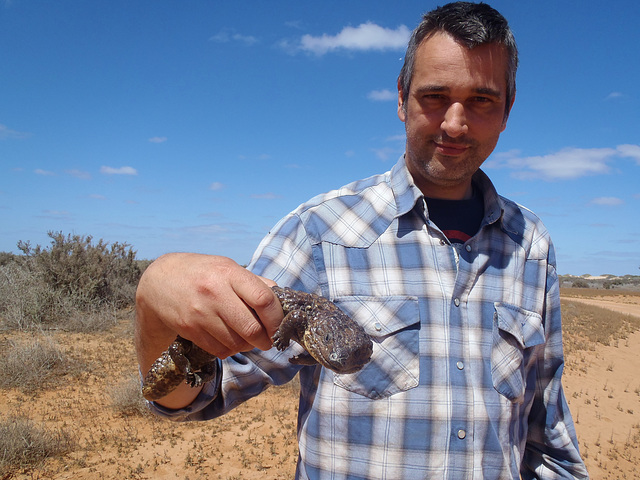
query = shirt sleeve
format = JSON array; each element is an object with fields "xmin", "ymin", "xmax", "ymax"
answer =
[
  {"xmin": 520, "ymin": 254, "xmax": 589, "ymax": 479},
  {"xmin": 146, "ymin": 212, "xmax": 320, "ymax": 422}
]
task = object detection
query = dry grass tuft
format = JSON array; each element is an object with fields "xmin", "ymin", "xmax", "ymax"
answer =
[
  {"xmin": 0, "ymin": 336, "xmax": 72, "ymax": 393},
  {"xmin": 109, "ymin": 374, "xmax": 150, "ymax": 417},
  {"xmin": 0, "ymin": 414, "xmax": 75, "ymax": 475}
]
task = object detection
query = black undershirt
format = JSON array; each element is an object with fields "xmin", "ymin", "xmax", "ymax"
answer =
[{"xmin": 424, "ymin": 186, "xmax": 484, "ymax": 244}]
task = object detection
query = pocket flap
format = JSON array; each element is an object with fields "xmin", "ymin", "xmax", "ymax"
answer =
[
  {"xmin": 331, "ymin": 295, "xmax": 420, "ymax": 399},
  {"xmin": 494, "ymin": 302, "xmax": 545, "ymax": 349},
  {"xmin": 333, "ymin": 295, "xmax": 420, "ymax": 338}
]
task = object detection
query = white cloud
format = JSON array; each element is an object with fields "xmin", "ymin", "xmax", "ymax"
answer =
[
  {"xmin": 209, "ymin": 182, "xmax": 224, "ymax": 191},
  {"xmin": 616, "ymin": 144, "xmax": 640, "ymax": 164},
  {"xmin": 285, "ymin": 20, "xmax": 303, "ymax": 30},
  {"xmin": 486, "ymin": 144, "xmax": 640, "ymax": 181},
  {"xmin": 367, "ymin": 89, "xmax": 396, "ymax": 101},
  {"xmin": 298, "ymin": 22, "xmax": 410, "ymax": 56},
  {"xmin": 604, "ymin": 91, "xmax": 624, "ymax": 101},
  {"xmin": 0, "ymin": 124, "xmax": 31, "ymax": 140},
  {"xmin": 371, "ymin": 147, "xmax": 398, "ymax": 161},
  {"xmin": 590, "ymin": 196, "xmax": 624, "ymax": 206},
  {"xmin": 210, "ymin": 29, "xmax": 258, "ymax": 46},
  {"xmin": 66, "ymin": 169, "xmax": 91, "ymax": 180},
  {"xmin": 148, "ymin": 136, "xmax": 167, "ymax": 143},
  {"xmin": 35, "ymin": 169, "xmax": 55, "ymax": 176},
  {"xmin": 39, "ymin": 209, "xmax": 70, "ymax": 218},
  {"xmin": 100, "ymin": 166, "xmax": 138, "ymax": 176},
  {"xmin": 386, "ymin": 134, "xmax": 406, "ymax": 143}
]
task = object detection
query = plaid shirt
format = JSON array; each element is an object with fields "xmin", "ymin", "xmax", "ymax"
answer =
[{"xmin": 151, "ymin": 155, "xmax": 588, "ymax": 479}]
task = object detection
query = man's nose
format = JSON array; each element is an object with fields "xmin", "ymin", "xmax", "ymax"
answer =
[{"xmin": 440, "ymin": 102, "xmax": 468, "ymax": 137}]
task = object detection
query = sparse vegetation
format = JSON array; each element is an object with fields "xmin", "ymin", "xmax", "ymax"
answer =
[
  {"xmin": 0, "ymin": 231, "xmax": 146, "ymax": 331},
  {"xmin": 561, "ymin": 300, "xmax": 640, "ymax": 350},
  {"xmin": 1, "ymin": 238, "xmax": 639, "ymax": 478},
  {"xmin": 559, "ymin": 274, "xmax": 640, "ymax": 291},
  {"xmin": 109, "ymin": 374, "xmax": 150, "ymax": 417},
  {"xmin": 0, "ymin": 415, "xmax": 75, "ymax": 475},
  {"xmin": 0, "ymin": 336, "xmax": 71, "ymax": 393}
]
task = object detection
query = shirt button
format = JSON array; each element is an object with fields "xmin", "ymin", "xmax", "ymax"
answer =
[
  {"xmin": 456, "ymin": 361, "xmax": 464, "ymax": 370},
  {"xmin": 457, "ymin": 429, "xmax": 467, "ymax": 440},
  {"xmin": 374, "ymin": 322, "xmax": 382, "ymax": 332},
  {"xmin": 465, "ymin": 244, "xmax": 471, "ymax": 252},
  {"xmin": 454, "ymin": 298, "xmax": 460, "ymax": 307},
  {"xmin": 439, "ymin": 239, "xmax": 446, "ymax": 246}
]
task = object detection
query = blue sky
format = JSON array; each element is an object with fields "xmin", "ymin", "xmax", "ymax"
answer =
[{"xmin": 1, "ymin": 1, "xmax": 639, "ymax": 276}]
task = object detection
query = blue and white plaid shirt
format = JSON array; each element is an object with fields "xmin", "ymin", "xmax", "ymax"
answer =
[{"xmin": 151, "ymin": 155, "xmax": 588, "ymax": 479}]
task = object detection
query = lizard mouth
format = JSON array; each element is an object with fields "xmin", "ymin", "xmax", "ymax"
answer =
[{"xmin": 317, "ymin": 344, "xmax": 371, "ymax": 374}]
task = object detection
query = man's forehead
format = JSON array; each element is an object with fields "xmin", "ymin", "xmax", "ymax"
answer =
[{"xmin": 413, "ymin": 32, "xmax": 509, "ymax": 90}]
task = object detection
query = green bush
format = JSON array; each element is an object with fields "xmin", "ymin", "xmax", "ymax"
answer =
[
  {"xmin": 571, "ymin": 279, "xmax": 590, "ymax": 288},
  {"xmin": 0, "ymin": 231, "xmax": 144, "ymax": 331},
  {"xmin": 17, "ymin": 231, "xmax": 141, "ymax": 308}
]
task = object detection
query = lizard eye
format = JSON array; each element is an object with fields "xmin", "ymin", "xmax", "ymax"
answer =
[{"xmin": 324, "ymin": 333, "xmax": 331, "ymax": 343}]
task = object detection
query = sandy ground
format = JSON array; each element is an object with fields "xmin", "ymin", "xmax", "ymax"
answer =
[
  {"xmin": 1, "ymin": 295, "xmax": 640, "ymax": 479},
  {"xmin": 562, "ymin": 296, "xmax": 640, "ymax": 318},
  {"xmin": 560, "ymin": 295, "xmax": 640, "ymax": 479}
]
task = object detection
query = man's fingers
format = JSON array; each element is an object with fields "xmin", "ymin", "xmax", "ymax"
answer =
[
  {"xmin": 138, "ymin": 253, "xmax": 285, "ymax": 358},
  {"xmin": 228, "ymin": 274, "xmax": 283, "ymax": 349}
]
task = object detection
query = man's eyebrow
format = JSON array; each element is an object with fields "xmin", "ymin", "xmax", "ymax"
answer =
[
  {"xmin": 474, "ymin": 87, "xmax": 502, "ymax": 98},
  {"xmin": 415, "ymin": 85, "xmax": 449, "ymax": 95},
  {"xmin": 414, "ymin": 85, "xmax": 502, "ymax": 98}
]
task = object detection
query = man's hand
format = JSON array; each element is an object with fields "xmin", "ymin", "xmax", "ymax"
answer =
[{"xmin": 134, "ymin": 253, "xmax": 283, "ymax": 407}]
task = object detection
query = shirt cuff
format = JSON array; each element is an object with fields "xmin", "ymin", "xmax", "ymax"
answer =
[{"xmin": 139, "ymin": 359, "xmax": 222, "ymax": 421}]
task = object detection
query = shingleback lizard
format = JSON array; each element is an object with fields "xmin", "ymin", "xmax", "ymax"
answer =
[{"xmin": 142, "ymin": 286, "xmax": 373, "ymax": 401}]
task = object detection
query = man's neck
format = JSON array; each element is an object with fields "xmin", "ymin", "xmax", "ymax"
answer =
[{"xmin": 416, "ymin": 179, "xmax": 474, "ymax": 200}]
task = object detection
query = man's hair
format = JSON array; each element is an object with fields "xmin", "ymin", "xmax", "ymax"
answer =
[{"xmin": 398, "ymin": 2, "xmax": 518, "ymax": 121}]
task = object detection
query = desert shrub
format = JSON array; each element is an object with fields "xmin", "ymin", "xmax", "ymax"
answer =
[
  {"xmin": 0, "ymin": 414, "xmax": 75, "ymax": 475},
  {"xmin": 109, "ymin": 374, "xmax": 150, "ymax": 417},
  {"xmin": 603, "ymin": 279, "xmax": 624, "ymax": 289},
  {"xmin": 0, "ymin": 336, "xmax": 71, "ymax": 393},
  {"xmin": 0, "ymin": 251, "xmax": 19, "ymax": 266},
  {"xmin": 17, "ymin": 231, "xmax": 141, "ymax": 308},
  {"xmin": 0, "ymin": 231, "xmax": 143, "ymax": 331},
  {"xmin": 571, "ymin": 279, "xmax": 590, "ymax": 288},
  {"xmin": 0, "ymin": 261, "xmax": 74, "ymax": 329}
]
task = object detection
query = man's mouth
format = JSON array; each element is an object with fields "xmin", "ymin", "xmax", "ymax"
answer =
[{"xmin": 434, "ymin": 142, "xmax": 469, "ymax": 156}]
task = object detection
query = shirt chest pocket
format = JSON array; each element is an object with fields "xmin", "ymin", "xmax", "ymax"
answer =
[
  {"xmin": 331, "ymin": 295, "xmax": 420, "ymax": 400},
  {"xmin": 491, "ymin": 302, "xmax": 546, "ymax": 403}
]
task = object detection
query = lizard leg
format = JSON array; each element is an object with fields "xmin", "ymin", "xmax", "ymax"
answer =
[
  {"xmin": 272, "ymin": 310, "xmax": 307, "ymax": 351},
  {"xmin": 168, "ymin": 337, "xmax": 200, "ymax": 387},
  {"xmin": 288, "ymin": 352, "xmax": 318, "ymax": 366}
]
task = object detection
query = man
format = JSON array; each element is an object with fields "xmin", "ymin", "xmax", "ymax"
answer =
[{"xmin": 135, "ymin": 2, "xmax": 589, "ymax": 478}]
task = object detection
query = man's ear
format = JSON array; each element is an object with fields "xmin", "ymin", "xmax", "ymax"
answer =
[{"xmin": 397, "ymin": 79, "xmax": 406, "ymax": 122}]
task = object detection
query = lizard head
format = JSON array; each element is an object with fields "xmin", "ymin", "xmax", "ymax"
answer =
[{"xmin": 303, "ymin": 319, "xmax": 373, "ymax": 374}]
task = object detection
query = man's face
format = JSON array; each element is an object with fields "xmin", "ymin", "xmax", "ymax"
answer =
[{"xmin": 398, "ymin": 31, "xmax": 513, "ymax": 199}]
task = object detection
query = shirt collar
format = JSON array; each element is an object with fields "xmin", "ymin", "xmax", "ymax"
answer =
[
  {"xmin": 389, "ymin": 155, "xmax": 426, "ymax": 218},
  {"xmin": 390, "ymin": 154, "xmax": 521, "ymax": 236}
]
